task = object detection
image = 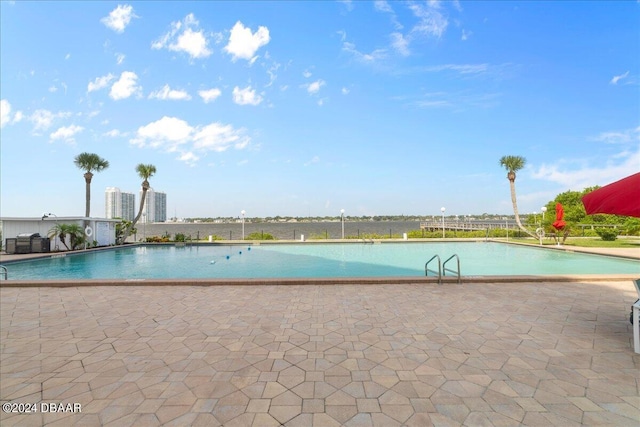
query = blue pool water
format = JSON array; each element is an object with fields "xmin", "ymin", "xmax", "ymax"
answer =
[{"xmin": 3, "ymin": 242, "xmax": 639, "ymax": 280}]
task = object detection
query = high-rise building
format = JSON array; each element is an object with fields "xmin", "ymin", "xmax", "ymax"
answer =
[
  {"xmin": 141, "ymin": 188, "xmax": 167, "ymax": 223},
  {"xmin": 105, "ymin": 187, "xmax": 135, "ymax": 221}
]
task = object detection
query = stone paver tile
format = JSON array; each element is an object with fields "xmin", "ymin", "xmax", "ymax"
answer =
[
  {"xmin": 312, "ymin": 413, "xmax": 342, "ymax": 427},
  {"xmin": 371, "ymin": 412, "xmax": 403, "ymax": 427},
  {"xmin": 269, "ymin": 405, "xmax": 302, "ymax": 424},
  {"xmin": 283, "ymin": 413, "xmax": 313, "ymax": 427},
  {"xmin": 251, "ymin": 413, "xmax": 281, "ymax": 427},
  {"xmin": 246, "ymin": 398, "xmax": 270, "ymax": 413},
  {"xmin": 325, "ymin": 404, "xmax": 358, "ymax": 424},
  {"xmin": 302, "ymin": 398, "xmax": 325, "ymax": 413}
]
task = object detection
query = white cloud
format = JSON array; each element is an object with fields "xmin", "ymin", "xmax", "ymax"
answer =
[
  {"xmin": 1, "ymin": 99, "xmax": 12, "ymax": 127},
  {"xmin": 131, "ymin": 116, "xmax": 250, "ymax": 164},
  {"xmin": 305, "ymin": 79, "xmax": 326, "ymax": 95},
  {"xmin": 109, "ymin": 71, "xmax": 140, "ymax": 100},
  {"xmin": 88, "ymin": 73, "xmax": 115, "ymax": 93},
  {"xmin": 101, "ymin": 4, "xmax": 136, "ymax": 33},
  {"xmin": 65, "ymin": 53, "xmax": 71, "ymax": 60},
  {"xmin": 232, "ymin": 86, "xmax": 263, "ymax": 106},
  {"xmin": 13, "ymin": 111, "xmax": 23, "ymax": 124},
  {"xmin": 305, "ymin": 156, "xmax": 320, "ymax": 166},
  {"xmin": 342, "ymin": 42, "xmax": 387, "ymax": 63},
  {"xmin": 152, "ymin": 14, "xmax": 212, "ymax": 59},
  {"xmin": 461, "ymin": 29, "xmax": 471, "ymax": 41},
  {"xmin": 408, "ymin": 2, "xmax": 449, "ymax": 38},
  {"xmin": 390, "ymin": 32, "xmax": 410, "ymax": 56},
  {"xmin": 148, "ymin": 84, "xmax": 192, "ymax": 101},
  {"xmin": 103, "ymin": 129, "xmax": 125, "ymax": 138},
  {"xmin": 374, "ymin": 1, "xmax": 393, "ymax": 13},
  {"xmin": 610, "ymin": 71, "xmax": 629, "ymax": 85},
  {"xmin": 193, "ymin": 123, "xmax": 250, "ymax": 151},
  {"xmin": 30, "ymin": 109, "xmax": 70, "ymax": 132},
  {"xmin": 50, "ymin": 125, "xmax": 83, "ymax": 144},
  {"xmin": 224, "ymin": 21, "xmax": 270, "ymax": 62},
  {"xmin": 198, "ymin": 88, "xmax": 222, "ymax": 103},
  {"xmin": 341, "ymin": 87, "xmax": 350, "ymax": 95},
  {"xmin": 590, "ymin": 126, "xmax": 640, "ymax": 144},
  {"xmin": 48, "ymin": 86, "xmax": 58, "ymax": 93},
  {"xmin": 303, "ymin": 70, "xmax": 312, "ymax": 78},
  {"xmin": 532, "ymin": 127, "xmax": 640, "ymax": 190},
  {"xmin": 115, "ymin": 53, "xmax": 125, "ymax": 65}
]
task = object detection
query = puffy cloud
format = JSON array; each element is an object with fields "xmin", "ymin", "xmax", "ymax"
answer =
[
  {"xmin": 198, "ymin": 88, "xmax": 222, "ymax": 103},
  {"xmin": 224, "ymin": 21, "xmax": 270, "ymax": 62},
  {"xmin": 148, "ymin": 84, "xmax": 192, "ymax": 101},
  {"xmin": 109, "ymin": 71, "xmax": 140, "ymax": 100},
  {"xmin": 152, "ymin": 13, "xmax": 212, "ymax": 59},
  {"xmin": 131, "ymin": 116, "xmax": 250, "ymax": 164},
  {"xmin": 610, "ymin": 71, "xmax": 629, "ymax": 85},
  {"xmin": 29, "ymin": 109, "xmax": 70, "ymax": 132},
  {"xmin": 232, "ymin": 86, "xmax": 263, "ymax": 106},
  {"xmin": 341, "ymin": 87, "xmax": 350, "ymax": 95},
  {"xmin": 132, "ymin": 116, "xmax": 192, "ymax": 150},
  {"xmin": 305, "ymin": 79, "xmax": 326, "ymax": 95},
  {"xmin": 193, "ymin": 123, "xmax": 249, "ymax": 151},
  {"xmin": 374, "ymin": 1, "xmax": 393, "ymax": 13},
  {"xmin": 49, "ymin": 125, "xmax": 83, "ymax": 144},
  {"xmin": 87, "ymin": 73, "xmax": 115, "ymax": 93},
  {"xmin": 1, "ymin": 99, "xmax": 24, "ymax": 128},
  {"xmin": 1, "ymin": 99, "xmax": 12, "ymax": 127},
  {"xmin": 101, "ymin": 4, "xmax": 136, "ymax": 33}
]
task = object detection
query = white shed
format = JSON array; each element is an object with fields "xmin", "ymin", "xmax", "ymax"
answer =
[{"xmin": 0, "ymin": 217, "xmax": 120, "ymax": 252}]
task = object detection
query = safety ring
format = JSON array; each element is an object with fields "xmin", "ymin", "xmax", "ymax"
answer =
[
  {"xmin": 535, "ymin": 227, "xmax": 545, "ymax": 238},
  {"xmin": 85, "ymin": 226, "xmax": 93, "ymax": 237}
]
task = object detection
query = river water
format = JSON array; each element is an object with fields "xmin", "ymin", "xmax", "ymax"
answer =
[{"xmin": 138, "ymin": 220, "xmax": 426, "ymax": 241}]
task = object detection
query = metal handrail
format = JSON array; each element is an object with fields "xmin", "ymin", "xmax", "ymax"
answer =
[
  {"xmin": 443, "ymin": 254, "xmax": 461, "ymax": 284},
  {"xmin": 425, "ymin": 255, "xmax": 442, "ymax": 285},
  {"xmin": 0, "ymin": 265, "xmax": 7, "ymax": 280}
]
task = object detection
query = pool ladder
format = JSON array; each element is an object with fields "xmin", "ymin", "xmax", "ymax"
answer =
[
  {"xmin": 0, "ymin": 265, "xmax": 7, "ymax": 280},
  {"xmin": 425, "ymin": 254, "xmax": 461, "ymax": 285}
]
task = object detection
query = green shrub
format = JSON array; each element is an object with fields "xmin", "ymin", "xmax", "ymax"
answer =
[
  {"xmin": 595, "ymin": 228, "xmax": 618, "ymax": 241},
  {"xmin": 245, "ymin": 232, "xmax": 276, "ymax": 240},
  {"xmin": 174, "ymin": 233, "xmax": 186, "ymax": 242}
]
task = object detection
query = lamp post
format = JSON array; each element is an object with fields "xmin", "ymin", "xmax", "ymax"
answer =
[
  {"xmin": 241, "ymin": 210, "xmax": 246, "ymax": 240},
  {"xmin": 340, "ymin": 209, "xmax": 345, "ymax": 239},
  {"xmin": 441, "ymin": 207, "xmax": 446, "ymax": 238},
  {"xmin": 42, "ymin": 213, "xmax": 59, "ymax": 251},
  {"xmin": 541, "ymin": 206, "xmax": 547, "ymax": 224}
]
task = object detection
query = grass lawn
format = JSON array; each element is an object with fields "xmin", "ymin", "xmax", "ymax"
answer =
[{"xmin": 508, "ymin": 237, "xmax": 640, "ymax": 248}]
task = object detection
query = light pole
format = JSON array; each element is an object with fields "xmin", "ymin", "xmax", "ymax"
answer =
[
  {"xmin": 441, "ymin": 207, "xmax": 446, "ymax": 238},
  {"xmin": 340, "ymin": 209, "xmax": 345, "ymax": 239},
  {"xmin": 42, "ymin": 213, "xmax": 59, "ymax": 250},
  {"xmin": 541, "ymin": 206, "xmax": 547, "ymax": 224},
  {"xmin": 241, "ymin": 210, "xmax": 246, "ymax": 240}
]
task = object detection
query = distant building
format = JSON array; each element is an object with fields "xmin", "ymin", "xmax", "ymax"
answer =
[
  {"xmin": 105, "ymin": 187, "xmax": 135, "ymax": 221},
  {"xmin": 141, "ymin": 188, "xmax": 167, "ymax": 223}
]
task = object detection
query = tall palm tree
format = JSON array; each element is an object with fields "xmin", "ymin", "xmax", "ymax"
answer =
[
  {"xmin": 74, "ymin": 153, "xmax": 109, "ymax": 218},
  {"xmin": 120, "ymin": 164, "xmax": 157, "ymax": 243},
  {"xmin": 499, "ymin": 155, "xmax": 536, "ymax": 238}
]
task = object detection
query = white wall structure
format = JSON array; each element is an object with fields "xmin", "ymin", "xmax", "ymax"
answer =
[
  {"xmin": 0, "ymin": 217, "xmax": 120, "ymax": 252},
  {"xmin": 140, "ymin": 188, "xmax": 167, "ymax": 223},
  {"xmin": 105, "ymin": 187, "xmax": 135, "ymax": 221}
]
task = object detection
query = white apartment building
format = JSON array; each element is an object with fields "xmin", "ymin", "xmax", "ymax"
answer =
[
  {"xmin": 141, "ymin": 188, "xmax": 167, "ymax": 223},
  {"xmin": 105, "ymin": 187, "xmax": 136, "ymax": 221}
]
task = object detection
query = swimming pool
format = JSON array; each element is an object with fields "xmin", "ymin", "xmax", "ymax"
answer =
[{"xmin": 3, "ymin": 242, "xmax": 639, "ymax": 280}]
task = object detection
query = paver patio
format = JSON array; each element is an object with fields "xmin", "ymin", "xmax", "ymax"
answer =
[{"xmin": 1, "ymin": 281, "xmax": 639, "ymax": 426}]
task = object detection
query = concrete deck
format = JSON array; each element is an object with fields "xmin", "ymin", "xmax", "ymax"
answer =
[{"xmin": 1, "ymin": 280, "xmax": 639, "ymax": 426}]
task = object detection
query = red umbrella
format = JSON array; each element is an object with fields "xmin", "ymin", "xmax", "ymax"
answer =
[
  {"xmin": 581, "ymin": 172, "xmax": 640, "ymax": 218},
  {"xmin": 552, "ymin": 203, "xmax": 566, "ymax": 230}
]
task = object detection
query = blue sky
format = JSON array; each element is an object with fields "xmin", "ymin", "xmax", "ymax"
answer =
[{"xmin": 1, "ymin": 1, "xmax": 638, "ymax": 219}]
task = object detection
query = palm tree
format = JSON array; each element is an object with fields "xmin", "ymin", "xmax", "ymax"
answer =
[
  {"xmin": 499, "ymin": 155, "xmax": 536, "ymax": 238},
  {"xmin": 47, "ymin": 223, "xmax": 85, "ymax": 251},
  {"xmin": 120, "ymin": 164, "xmax": 156, "ymax": 243},
  {"xmin": 74, "ymin": 153, "xmax": 109, "ymax": 218}
]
